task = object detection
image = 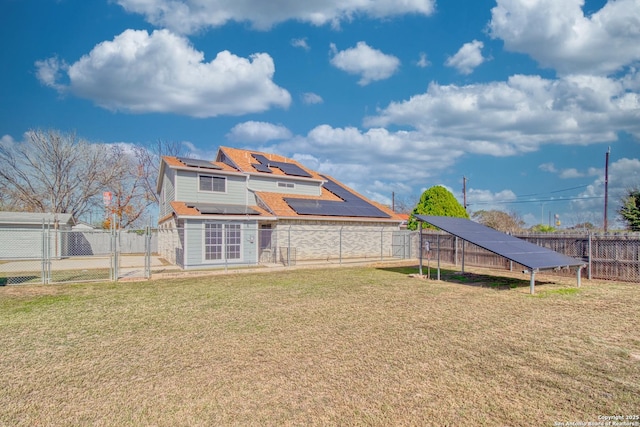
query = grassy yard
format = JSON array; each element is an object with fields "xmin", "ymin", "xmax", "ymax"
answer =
[{"xmin": 1, "ymin": 264, "xmax": 639, "ymax": 426}]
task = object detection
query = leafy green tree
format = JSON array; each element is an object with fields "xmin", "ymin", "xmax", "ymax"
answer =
[
  {"xmin": 472, "ymin": 209, "xmax": 524, "ymax": 233},
  {"xmin": 530, "ymin": 224, "xmax": 556, "ymax": 233},
  {"xmin": 407, "ymin": 185, "xmax": 468, "ymax": 230},
  {"xmin": 619, "ymin": 188, "xmax": 640, "ymax": 231}
]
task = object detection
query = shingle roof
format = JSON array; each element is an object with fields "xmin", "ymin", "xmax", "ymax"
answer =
[
  {"xmin": 219, "ymin": 146, "xmax": 323, "ymax": 180},
  {"xmin": 161, "ymin": 147, "xmax": 403, "ymax": 223}
]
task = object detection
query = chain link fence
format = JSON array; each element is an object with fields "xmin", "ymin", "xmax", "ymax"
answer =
[
  {"xmin": 0, "ymin": 225, "xmax": 157, "ymax": 285},
  {"xmin": 420, "ymin": 231, "xmax": 640, "ymax": 282},
  {"xmin": 157, "ymin": 225, "xmax": 419, "ymax": 269}
]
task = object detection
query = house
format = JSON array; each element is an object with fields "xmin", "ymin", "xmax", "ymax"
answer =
[
  {"xmin": 0, "ymin": 212, "xmax": 76, "ymax": 259},
  {"xmin": 156, "ymin": 146, "xmax": 404, "ymax": 269}
]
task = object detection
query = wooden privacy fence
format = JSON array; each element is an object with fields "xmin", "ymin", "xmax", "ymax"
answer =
[{"xmin": 420, "ymin": 231, "xmax": 640, "ymax": 283}]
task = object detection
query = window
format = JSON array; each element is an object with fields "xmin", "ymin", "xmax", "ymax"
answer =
[
  {"xmin": 204, "ymin": 224, "xmax": 222, "ymax": 260},
  {"xmin": 278, "ymin": 182, "xmax": 295, "ymax": 189},
  {"xmin": 225, "ymin": 224, "xmax": 241, "ymax": 259},
  {"xmin": 204, "ymin": 223, "xmax": 241, "ymax": 261},
  {"xmin": 199, "ymin": 175, "xmax": 226, "ymax": 192}
]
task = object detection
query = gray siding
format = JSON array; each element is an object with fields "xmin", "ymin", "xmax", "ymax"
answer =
[
  {"xmin": 176, "ymin": 171, "xmax": 247, "ymax": 205},
  {"xmin": 248, "ymin": 176, "xmax": 321, "ymax": 196},
  {"xmin": 160, "ymin": 168, "xmax": 176, "ymax": 218}
]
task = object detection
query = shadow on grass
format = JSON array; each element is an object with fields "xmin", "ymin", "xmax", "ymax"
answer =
[
  {"xmin": 378, "ymin": 265, "xmax": 555, "ymax": 290},
  {"xmin": 0, "ymin": 275, "xmax": 40, "ymax": 286}
]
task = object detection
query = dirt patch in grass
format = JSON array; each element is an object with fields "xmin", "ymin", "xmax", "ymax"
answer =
[{"xmin": 1, "ymin": 265, "xmax": 638, "ymax": 426}]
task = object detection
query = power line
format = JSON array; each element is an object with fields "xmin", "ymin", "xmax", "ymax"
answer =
[{"xmin": 468, "ymin": 195, "xmax": 603, "ymax": 206}]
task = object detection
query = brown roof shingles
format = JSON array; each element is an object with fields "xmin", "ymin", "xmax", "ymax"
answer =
[
  {"xmin": 162, "ymin": 148, "xmax": 402, "ymax": 222},
  {"xmin": 163, "ymin": 156, "xmax": 238, "ymax": 172},
  {"xmin": 219, "ymin": 146, "xmax": 323, "ymax": 179}
]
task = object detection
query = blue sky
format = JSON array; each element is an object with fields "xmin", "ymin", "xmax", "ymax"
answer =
[{"xmin": 1, "ymin": 0, "xmax": 639, "ymax": 227}]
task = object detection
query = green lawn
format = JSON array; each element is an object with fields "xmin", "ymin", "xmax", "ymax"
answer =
[{"xmin": 1, "ymin": 265, "xmax": 639, "ymax": 426}]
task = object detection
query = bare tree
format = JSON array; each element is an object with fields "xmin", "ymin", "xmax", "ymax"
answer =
[
  {"xmin": 136, "ymin": 139, "xmax": 185, "ymax": 205},
  {"xmin": 0, "ymin": 129, "xmax": 123, "ymax": 218},
  {"xmin": 471, "ymin": 209, "xmax": 525, "ymax": 233}
]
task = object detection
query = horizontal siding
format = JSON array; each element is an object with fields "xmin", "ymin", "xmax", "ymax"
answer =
[
  {"xmin": 176, "ymin": 170, "xmax": 247, "ymax": 205},
  {"xmin": 249, "ymin": 176, "xmax": 321, "ymax": 196},
  {"xmin": 161, "ymin": 168, "xmax": 176, "ymax": 217}
]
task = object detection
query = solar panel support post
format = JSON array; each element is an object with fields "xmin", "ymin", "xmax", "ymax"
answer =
[
  {"xmin": 461, "ymin": 239, "xmax": 465, "ymax": 273},
  {"xmin": 577, "ymin": 265, "xmax": 582, "ymax": 288},
  {"xmin": 436, "ymin": 233, "xmax": 441, "ymax": 281},
  {"xmin": 530, "ymin": 270, "xmax": 536, "ymax": 295},
  {"xmin": 418, "ymin": 225, "xmax": 423, "ymax": 276}
]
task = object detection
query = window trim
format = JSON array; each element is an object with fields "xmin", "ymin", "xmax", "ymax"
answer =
[
  {"xmin": 202, "ymin": 222, "xmax": 243, "ymax": 263},
  {"xmin": 277, "ymin": 181, "xmax": 295, "ymax": 189},
  {"xmin": 198, "ymin": 173, "xmax": 227, "ymax": 193}
]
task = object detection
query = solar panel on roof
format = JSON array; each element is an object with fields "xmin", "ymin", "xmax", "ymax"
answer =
[
  {"xmin": 188, "ymin": 204, "xmax": 260, "ymax": 215},
  {"xmin": 284, "ymin": 176, "xmax": 391, "ymax": 218},
  {"xmin": 252, "ymin": 163, "xmax": 272, "ymax": 173},
  {"xmin": 250, "ymin": 153, "xmax": 312, "ymax": 177},
  {"xmin": 177, "ymin": 157, "xmax": 222, "ymax": 170},
  {"xmin": 414, "ymin": 215, "xmax": 584, "ymax": 270}
]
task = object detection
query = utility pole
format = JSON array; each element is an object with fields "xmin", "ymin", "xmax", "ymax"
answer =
[
  {"xmin": 463, "ymin": 176, "xmax": 467, "ymax": 210},
  {"xmin": 392, "ymin": 191, "xmax": 395, "ymax": 212},
  {"xmin": 604, "ymin": 147, "xmax": 610, "ymax": 233}
]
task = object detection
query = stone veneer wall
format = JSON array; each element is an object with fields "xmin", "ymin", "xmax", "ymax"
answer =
[
  {"xmin": 157, "ymin": 217, "xmax": 184, "ymax": 267},
  {"xmin": 274, "ymin": 220, "xmax": 401, "ymax": 262}
]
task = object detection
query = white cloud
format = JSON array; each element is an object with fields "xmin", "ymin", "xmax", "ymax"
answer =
[
  {"xmin": 571, "ymin": 157, "xmax": 640, "ymax": 216},
  {"xmin": 365, "ymin": 73, "xmax": 640, "ymax": 154},
  {"xmin": 489, "ymin": 0, "xmax": 640, "ymax": 76},
  {"xmin": 445, "ymin": 40, "xmax": 485, "ymax": 75},
  {"xmin": 265, "ymin": 124, "xmax": 466, "ymax": 199},
  {"xmin": 227, "ymin": 121, "xmax": 293, "ymax": 142},
  {"xmin": 467, "ymin": 188, "xmax": 517, "ymax": 211},
  {"xmin": 330, "ymin": 42, "xmax": 400, "ymax": 85},
  {"xmin": 35, "ymin": 57, "xmax": 68, "ymax": 91},
  {"xmin": 291, "ymin": 38, "xmax": 310, "ymax": 50},
  {"xmin": 539, "ymin": 162, "xmax": 558, "ymax": 173},
  {"xmin": 416, "ymin": 52, "xmax": 430, "ymax": 68},
  {"xmin": 558, "ymin": 168, "xmax": 585, "ymax": 179},
  {"xmin": 116, "ymin": 0, "xmax": 436, "ymax": 33},
  {"xmin": 35, "ymin": 29, "xmax": 291, "ymax": 117},
  {"xmin": 301, "ymin": 92, "xmax": 324, "ymax": 104}
]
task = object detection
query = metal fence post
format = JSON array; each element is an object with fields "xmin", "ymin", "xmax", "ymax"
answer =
[{"xmin": 588, "ymin": 232, "xmax": 592, "ymax": 280}]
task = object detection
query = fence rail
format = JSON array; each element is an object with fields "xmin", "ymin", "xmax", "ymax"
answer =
[
  {"xmin": 420, "ymin": 231, "xmax": 640, "ymax": 283},
  {"xmin": 1, "ymin": 226, "xmax": 154, "ymax": 285}
]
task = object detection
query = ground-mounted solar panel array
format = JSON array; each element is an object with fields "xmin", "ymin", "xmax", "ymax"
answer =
[
  {"xmin": 284, "ymin": 175, "xmax": 391, "ymax": 218},
  {"xmin": 177, "ymin": 157, "xmax": 222, "ymax": 170},
  {"xmin": 415, "ymin": 215, "xmax": 584, "ymax": 271}
]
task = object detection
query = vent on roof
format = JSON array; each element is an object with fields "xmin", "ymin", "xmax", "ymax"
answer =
[{"xmin": 177, "ymin": 157, "xmax": 222, "ymax": 170}]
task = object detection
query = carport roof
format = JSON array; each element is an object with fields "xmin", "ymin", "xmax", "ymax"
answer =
[
  {"xmin": 0, "ymin": 212, "xmax": 76, "ymax": 226},
  {"xmin": 414, "ymin": 215, "xmax": 585, "ymax": 271}
]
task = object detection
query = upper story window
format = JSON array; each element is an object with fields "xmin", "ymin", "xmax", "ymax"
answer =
[
  {"xmin": 278, "ymin": 182, "xmax": 295, "ymax": 189},
  {"xmin": 199, "ymin": 174, "xmax": 226, "ymax": 192}
]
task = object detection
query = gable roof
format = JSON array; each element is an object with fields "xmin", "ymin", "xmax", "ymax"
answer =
[
  {"xmin": 159, "ymin": 147, "xmax": 403, "ymax": 223},
  {"xmin": 218, "ymin": 146, "xmax": 324, "ymax": 181}
]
